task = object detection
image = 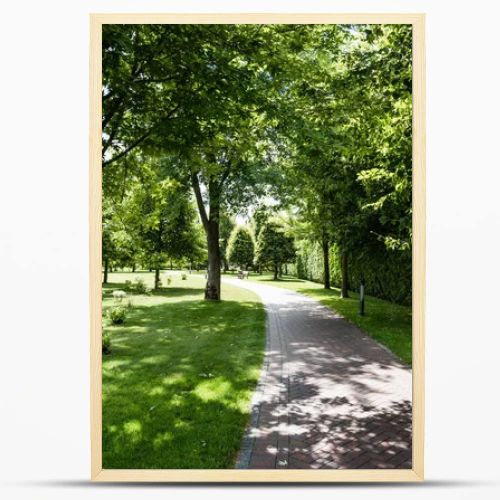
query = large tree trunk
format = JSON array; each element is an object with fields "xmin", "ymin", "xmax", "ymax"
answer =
[
  {"xmin": 322, "ymin": 238, "xmax": 330, "ymax": 289},
  {"xmin": 154, "ymin": 268, "xmax": 160, "ymax": 289},
  {"xmin": 191, "ymin": 172, "xmax": 223, "ymax": 300},
  {"xmin": 132, "ymin": 263, "xmax": 136, "ymax": 273},
  {"xmin": 103, "ymin": 258, "xmax": 109, "ymax": 284},
  {"xmin": 340, "ymin": 251, "xmax": 349, "ymax": 298},
  {"xmin": 205, "ymin": 219, "xmax": 221, "ymax": 299},
  {"xmin": 273, "ymin": 264, "xmax": 278, "ymax": 280}
]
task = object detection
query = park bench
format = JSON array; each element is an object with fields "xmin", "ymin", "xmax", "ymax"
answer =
[{"xmin": 237, "ymin": 270, "xmax": 249, "ymax": 279}]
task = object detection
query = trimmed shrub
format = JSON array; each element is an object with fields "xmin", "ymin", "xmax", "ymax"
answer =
[
  {"xmin": 293, "ymin": 239, "xmax": 411, "ymax": 305},
  {"xmin": 108, "ymin": 306, "xmax": 127, "ymax": 325}
]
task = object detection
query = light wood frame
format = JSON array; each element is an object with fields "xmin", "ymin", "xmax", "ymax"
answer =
[{"xmin": 90, "ymin": 12, "xmax": 425, "ymax": 482}]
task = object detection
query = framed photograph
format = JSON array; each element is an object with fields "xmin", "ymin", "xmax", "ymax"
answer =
[{"xmin": 90, "ymin": 13, "xmax": 425, "ymax": 482}]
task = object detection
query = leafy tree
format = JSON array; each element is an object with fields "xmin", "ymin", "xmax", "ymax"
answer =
[
  {"xmin": 256, "ymin": 223, "xmax": 296, "ymax": 280},
  {"xmin": 226, "ymin": 226, "xmax": 255, "ymax": 270},
  {"xmin": 102, "ymin": 25, "xmax": 207, "ymax": 168},
  {"xmin": 277, "ymin": 24, "xmax": 412, "ymax": 299},
  {"xmin": 103, "ymin": 24, "xmax": 312, "ymax": 300},
  {"xmin": 250, "ymin": 205, "xmax": 272, "ymax": 240},
  {"xmin": 102, "ymin": 199, "xmax": 139, "ymax": 282},
  {"xmin": 107, "ymin": 158, "xmax": 198, "ymax": 289},
  {"xmin": 187, "ymin": 221, "xmax": 209, "ymax": 271},
  {"xmin": 134, "ymin": 180, "xmax": 197, "ymax": 289}
]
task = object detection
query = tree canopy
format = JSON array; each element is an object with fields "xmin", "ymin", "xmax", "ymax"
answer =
[
  {"xmin": 256, "ymin": 222, "xmax": 296, "ymax": 280},
  {"xmin": 102, "ymin": 23, "xmax": 413, "ymax": 304}
]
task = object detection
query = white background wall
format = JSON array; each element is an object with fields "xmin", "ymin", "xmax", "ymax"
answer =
[{"xmin": 1, "ymin": 0, "xmax": 499, "ymax": 498}]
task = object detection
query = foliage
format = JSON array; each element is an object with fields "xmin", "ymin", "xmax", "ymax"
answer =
[
  {"xmin": 293, "ymin": 240, "xmax": 411, "ymax": 304},
  {"xmin": 102, "ymin": 24, "xmax": 413, "ymax": 304},
  {"xmin": 219, "ymin": 214, "xmax": 235, "ymax": 272},
  {"xmin": 125, "ymin": 171, "xmax": 200, "ymax": 272},
  {"xmin": 125, "ymin": 277, "xmax": 149, "ymax": 294},
  {"xmin": 274, "ymin": 24, "xmax": 413, "ymax": 302},
  {"xmin": 226, "ymin": 226, "xmax": 255, "ymax": 270},
  {"xmin": 255, "ymin": 222, "xmax": 296, "ymax": 279},
  {"xmin": 102, "ymin": 333, "xmax": 111, "ymax": 355},
  {"xmin": 108, "ymin": 306, "xmax": 128, "ymax": 325}
]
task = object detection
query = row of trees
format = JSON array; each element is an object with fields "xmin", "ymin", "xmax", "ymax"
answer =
[{"xmin": 102, "ymin": 24, "xmax": 412, "ymax": 303}]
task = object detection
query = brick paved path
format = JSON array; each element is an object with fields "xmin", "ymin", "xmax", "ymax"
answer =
[{"xmin": 226, "ymin": 278, "xmax": 412, "ymax": 470}]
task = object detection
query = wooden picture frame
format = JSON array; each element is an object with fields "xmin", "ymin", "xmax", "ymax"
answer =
[{"xmin": 90, "ymin": 12, "xmax": 425, "ymax": 482}]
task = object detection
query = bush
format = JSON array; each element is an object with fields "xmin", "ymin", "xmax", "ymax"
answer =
[
  {"xmin": 102, "ymin": 334, "xmax": 111, "ymax": 354},
  {"xmin": 108, "ymin": 306, "xmax": 127, "ymax": 325},
  {"xmin": 133, "ymin": 278, "xmax": 149, "ymax": 293},
  {"xmin": 181, "ymin": 272, "xmax": 187, "ymax": 280},
  {"xmin": 125, "ymin": 277, "xmax": 150, "ymax": 293},
  {"xmin": 293, "ymin": 240, "xmax": 411, "ymax": 305}
]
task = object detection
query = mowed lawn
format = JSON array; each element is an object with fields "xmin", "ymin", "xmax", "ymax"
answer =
[
  {"xmin": 102, "ymin": 272, "xmax": 265, "ymax": 469},
  {"xmin": 242, "ymin": 273, "xmax": 412, "ymax": 365}
]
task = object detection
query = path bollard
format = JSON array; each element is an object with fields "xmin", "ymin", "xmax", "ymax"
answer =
[{"xmin": 359, "ymin": 279, "xmax": 365, "ymax": 316}]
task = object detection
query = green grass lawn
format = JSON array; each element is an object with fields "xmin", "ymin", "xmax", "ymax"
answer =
[
  {"xmin": 241, "ymin": 273, "xmax": 412, "ymax": 365},
  {"xmin": 102, "ymin": 272, "xmax": 265, "ymax": 469}
]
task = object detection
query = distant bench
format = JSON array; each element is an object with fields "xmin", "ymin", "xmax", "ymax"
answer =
[{"xmin": 237, "ymin": 270, "xmax": 249, "ymax": 280}]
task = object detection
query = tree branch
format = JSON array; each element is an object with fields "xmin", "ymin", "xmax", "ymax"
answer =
[
  {"xmin": 102, "ymin": 102, "xmax": 181, "ymax": 168},
  {"xmin": 101, "ymin": 108, "xmax": 125, "ymax": 159},
  {"xmin": 102, "ymin": 128, "xmax": 152, "ymax": 167},
  {"xmin": 191, "ymin": 172, "xmax": 209, "ymax": 231},
  {"xmin": 102, "ymin": 93, "xmax": 126, "ymax": 130},
  {"xmin": 219, "ymin": 163, "xmax": 231, "ymax": 188}
]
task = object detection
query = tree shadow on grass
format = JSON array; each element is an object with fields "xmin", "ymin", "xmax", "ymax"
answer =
[
  {"xmin": 258, "ymin": 278, "xmax": 306, "ymax": 283},
  {"xmin": 102, "ymin": 297, "xmax": 266, "ymax": 469},
  {"xmin": 150, "ymin": 287, "xmax": 204, "ymax": 298}
]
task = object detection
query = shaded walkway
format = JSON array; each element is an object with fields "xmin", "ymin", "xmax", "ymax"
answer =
[{"xmin": 224, "ymin": 278, "xmax": 412, "ymax": 470}]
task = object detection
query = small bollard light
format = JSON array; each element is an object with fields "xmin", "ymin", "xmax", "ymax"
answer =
[{"xmin": 359, "ymin": 279, "xmax": 365, "ymax": 316}]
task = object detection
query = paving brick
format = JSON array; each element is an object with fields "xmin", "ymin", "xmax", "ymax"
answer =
[{"xmin": 231, "ymin": 278, "xmax": 412, "ymax": 471}]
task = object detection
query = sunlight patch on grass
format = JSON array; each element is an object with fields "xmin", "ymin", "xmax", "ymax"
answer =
[
  {"xmin": 140, "ymin": 355, "xmax": 169, "ymax": 365},
  {"xmin": 162, "ymin": 373, "xmax": 186, "ymax": 386},
  {"xmin": 148, "ymin": 386, "xmax": 166, "ymax": 396},
  {"xmin": 123, "ymin": 420, "xmax": 142, "ymax": 443},
  {"xmin": 153, "ymin": 431, "xmax": 174, "ymax": 449},
  {"xmin": 193, "ymin": 378, "xmax": 232, "ymax": 402}
]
